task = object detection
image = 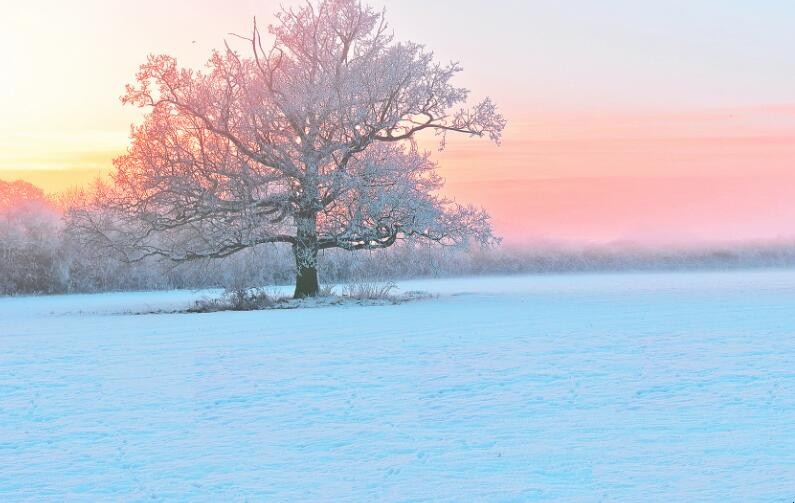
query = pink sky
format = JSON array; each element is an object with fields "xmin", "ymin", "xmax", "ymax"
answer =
[
  {"xmin": 429, "ymin": 105, "xmax": 795, "ymax": 244},
  {"xmin": 2, "ymin": 1, "xmax": 795, "ymax": 245}
]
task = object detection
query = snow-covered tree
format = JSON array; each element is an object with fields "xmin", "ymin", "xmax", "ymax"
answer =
[
  {"xmin": 71, "ymin": 0, "xmax": 505, "ymax": 297},
  {"xmin": 0, "ymin": 180, "xmax": 65, "ymax": 294}
]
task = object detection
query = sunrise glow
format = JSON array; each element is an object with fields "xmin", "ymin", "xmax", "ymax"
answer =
[{"xmin": 4, "ymin": 0, "xmax": 795, "ymax": 244}]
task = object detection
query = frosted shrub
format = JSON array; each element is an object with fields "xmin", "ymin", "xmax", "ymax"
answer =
[
  {"xmin": 190, "ymin": 287, "xmax": 276, "ymax": 313},
  {"xmin": 342, "ymin": 281, "xmax": 398, "ymax": 300}
]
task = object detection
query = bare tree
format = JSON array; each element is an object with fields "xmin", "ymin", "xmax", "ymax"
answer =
[{"xmin": 70, "ymin": 0, "xmax": 505, "ymax": 298}]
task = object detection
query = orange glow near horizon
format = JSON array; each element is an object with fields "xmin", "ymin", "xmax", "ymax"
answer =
[
  {"xmin": 5, "ymin": 105, "xmax": 795, "ymax": 245},
  {"xmin": 6, "ymin": 106, "xmax": 795, "ymax": 185}
]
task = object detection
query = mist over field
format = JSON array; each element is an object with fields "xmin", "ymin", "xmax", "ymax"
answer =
[{"xmin": 4, "ymin": 177, "xmax": 795, "ymax": 297}]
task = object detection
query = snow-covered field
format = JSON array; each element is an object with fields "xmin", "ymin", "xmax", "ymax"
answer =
[{"xmin": 2, "ymin": 269, "xmax": 795, "ymax": 501}]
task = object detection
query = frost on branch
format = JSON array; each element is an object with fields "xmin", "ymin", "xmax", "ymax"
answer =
[
  {"xmin": 317, "ymin": 143, "xmax": 495, "ymax": 250},
  {"xmin": 73, "ymin": 0, "xmax": 506, "ymax": 297}
]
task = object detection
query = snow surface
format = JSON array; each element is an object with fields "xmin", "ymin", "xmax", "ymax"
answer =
[{"xmin": 2, "ymin": 269, "xmax": 795, "ymax": 501}]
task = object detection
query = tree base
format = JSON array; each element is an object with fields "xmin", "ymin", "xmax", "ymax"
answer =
[{"xmin": 293, "ymin": 265, "xmax": 320, "ymax": 298}]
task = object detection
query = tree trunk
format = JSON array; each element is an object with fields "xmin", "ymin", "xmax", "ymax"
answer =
[
  {"xmin": 293, "ymin": 210, "xmax": 320, "ymax": 298},
  {"xmin": 294, "ymin": 254, "xmax": 319, "ymax": 298}
]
